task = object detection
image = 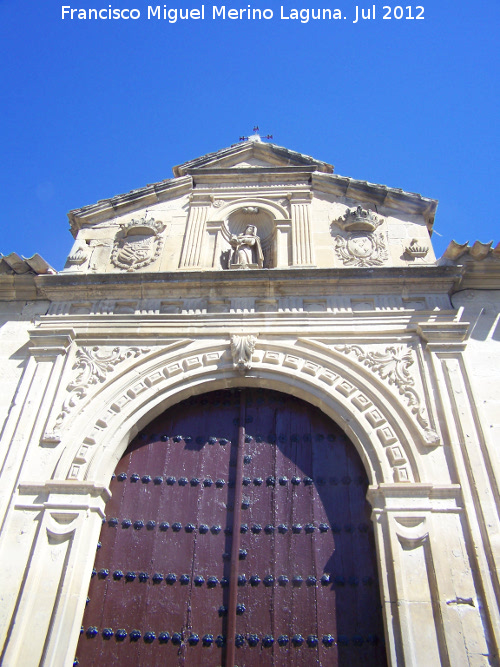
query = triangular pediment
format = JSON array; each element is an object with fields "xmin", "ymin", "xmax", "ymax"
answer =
[{"xmin": 173, "ymin": 140, "xmax": 333, "ymax": 176}]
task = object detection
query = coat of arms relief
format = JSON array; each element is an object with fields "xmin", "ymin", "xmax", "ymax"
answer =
[
  {"xmin": 332, "ymin": 206, "xmax": 388, "ymax": 267},
  {"xmin": 111, "ymin": 216, "xmax": 165, "ymax": 271}
]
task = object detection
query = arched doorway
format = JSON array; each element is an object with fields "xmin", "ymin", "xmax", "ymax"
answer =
[{"xmin": 76, "ymin": 388, "xmax": 387, "ymax": 666}]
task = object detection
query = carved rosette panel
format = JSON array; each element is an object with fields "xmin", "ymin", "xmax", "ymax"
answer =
[
  {"xmin": 335, "ymin": 344, "xmax": 439, "ymax": 444},
  {"xmin": 111, "ymin": 217, "xmax": 165, "ymax": 271},
  {"xmin": 334, "ymin": 231, "xmax": 388, "ymax": 267},
  {"xmin": 48, "ymin": 346, "xmax": 150, "ymax": 437}
]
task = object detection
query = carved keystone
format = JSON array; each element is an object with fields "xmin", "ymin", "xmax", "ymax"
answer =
[{"xmin": 231, "ymin": 335, "xmax": 257, "ymax": 373}]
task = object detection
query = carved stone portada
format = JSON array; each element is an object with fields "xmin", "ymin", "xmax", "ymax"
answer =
[{"xmin": 111, "ymin": 216, "xmax": 165, "ymax": 271}]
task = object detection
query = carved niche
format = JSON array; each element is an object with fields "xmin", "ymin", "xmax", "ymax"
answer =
[
  {"xmin": 111, "ymin": 217, "xmax": 165, "ymax": 271},
  {"xmin": 332, "ymin": 206, "xmax": 388, "ymax": 267}
]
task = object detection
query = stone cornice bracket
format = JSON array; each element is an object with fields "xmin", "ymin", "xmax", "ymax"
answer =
[
  {"xmin": 231, "ymin": 334, "xmax": 257, "ymax": 373},
  {"xmin": 417, "ymin": 321, "xmax": 470, "ymax": 351},
  {"xmin": 16, "ymin": 480, "xmax": 111, "ymax": 517},
  {"xmin": 367, "ymin": 483, "xmax": 463, "ymax": 513},
  {"xmin": 189, "ymin": 192, "xmax": 214, "ymax": 205},
  {"xmin": 28, "ymin": 329, "xmax": 75, "ymax": 360}
]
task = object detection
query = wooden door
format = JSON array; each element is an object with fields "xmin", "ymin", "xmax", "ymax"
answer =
[{"xmin": 76, "ymin": 389, "xmax": 386, "ymax": 666}]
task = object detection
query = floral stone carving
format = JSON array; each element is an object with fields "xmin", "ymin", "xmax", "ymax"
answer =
[
  {"xmin": 111, "ymin": 217, "xmax": 165, "ymax": 271},
  {"xmin": 335, "ymin": 344, "xmax": 440, "ymax": 444},
  {"xmin": 47, "ymin": 346, "xmax": 150, "ymax": 438},
  {"xmin": 231, "ymin": 335, "xmax": 257, "ymax": 372}
]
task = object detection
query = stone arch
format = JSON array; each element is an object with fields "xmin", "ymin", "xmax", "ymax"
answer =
[
  {"xmin": 53, "ymin": 338, "xmax": 429, "ymax": 487},
  {"xmin": 207, "ymin": 198, "xmax": 289, "ymax": 225}
]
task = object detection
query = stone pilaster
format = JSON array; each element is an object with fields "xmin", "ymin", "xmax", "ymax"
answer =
[
  {"xmin": 178, "ymin": 196, "xmax": 211, "ymax": 268},
  {"xmin": 368, "ymin": 484, "xmax": 490, "ymax": 667},
  {"xmin": 417, "ymin": 321, "xmax": 500, "ymax": 659},
  {"xmin": 290, "ymin": 196, "xmax": 315, "ymax": 266},
  {"xmin": 0, "ymin": 482, "xmax": 109, "ymax": 667}
]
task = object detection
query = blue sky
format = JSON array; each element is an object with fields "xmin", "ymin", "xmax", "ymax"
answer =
[{"xmin": 1, "ymin": 0, "xmax": 498, "ymax": 269}]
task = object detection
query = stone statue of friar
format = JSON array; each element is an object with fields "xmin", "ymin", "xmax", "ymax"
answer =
[{"xmin": 229, "ymin": 225, "xmax": 264, "ymax": 268}]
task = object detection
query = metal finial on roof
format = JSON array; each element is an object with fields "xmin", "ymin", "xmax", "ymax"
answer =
[{"xmin": 239, "ymin": 126, "xmax": 273, "ymax": 142}]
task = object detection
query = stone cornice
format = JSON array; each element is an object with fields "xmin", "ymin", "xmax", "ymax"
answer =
[
  {"xmin": 0, "ymin": 273, "xmax": 47, "ymax": 301},
  {"xmin": 34, "ymin": 265, "xmax": 463, "ymax": 302},
  {"xmin": 67, "ymin": 175, "xmax": 192, "ymax": 235},
  {"xmin": 312, "ymin": 172, "xmax": 437, "ymax": 230},
  {"xmin": 450, "ymin": 260, "xmax": 500, "ymax": 291}
]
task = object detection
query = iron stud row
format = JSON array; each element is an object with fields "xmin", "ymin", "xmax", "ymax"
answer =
[
  {"xmin": 105, "ymin": 518, "xmax": 369, "ymax": 534},
  {"xmin": 113, "ymin": 473, "xmax": 362, "ymax": 486},
  {"xmin": 90, "ymin": 570, "xmax": 374, "ymax": 586},
  {"xmin": 81, "ymin": 626, "xmax": 379, "ymax": 647}
]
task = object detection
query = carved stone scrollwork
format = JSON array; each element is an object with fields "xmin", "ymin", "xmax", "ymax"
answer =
[
  {"xmin": 335, "ymin": 344, "xmax": 439, "ymax": 444},
  {"xmin": 334, "ymin": 232, "xmax": 388, "ymax": 267},
  {"xmin": 49, "ymin": 346, "xmax": 150, "ymax": 435},
  {"xmin": 231, "ymin": 335, "xmax": 257, "ymax": 373},
  {"xmin": 111, "ymin": 216, "xmax": 165, "ymax": 271}
]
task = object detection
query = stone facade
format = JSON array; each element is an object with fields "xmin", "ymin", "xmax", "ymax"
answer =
[{"xmin": 0, "ymin": 139, "xmax": 499, "ymax": 665}]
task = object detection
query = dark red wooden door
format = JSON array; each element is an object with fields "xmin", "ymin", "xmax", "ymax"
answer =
[{"xmin": 76, "ymin": 389, "xmax": 386, "ymax": 666}]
